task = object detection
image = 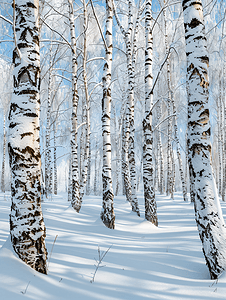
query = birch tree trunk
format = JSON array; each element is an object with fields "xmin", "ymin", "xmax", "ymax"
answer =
[
  {"xmin": 122, "ymin": 110, "xmax": 133, "ymax": 204},
  {"xmin": 80, "ymin": 0, "xmax": 91, "ymax": 201},
  {"xmin": 100, "ymin": 0, "xmax": 115, "ymax": 229},
  {"xmin": 112, "ymin": 102, "xmax": 120, "ymax": 196},
  {"xmin": 183, "ymin": 0, "xmax": 226, "ymax": 279},
  {"xmin": 219, "ymin": 76, "xmax": 224, "ymax": 199},
  {"xmin": 126, "ymin": 0, "xmax": 140, "ymax": 216},
  {"xmin": 53, "ymin": 122, "xmax": 57, "ymax": 195},
  {"xmin": 68, "ymin": 154, "xmax": 72, "ymax": 201},
  {"xmin": 163, "ymin": 4, "xmax": 173, "ymax": 198},
  {"xmin": 86, "ymin": 142, "xmax": 91, "ymax": 195},
  {"xmin": 45, "ymin": 63, "xmax": 52, "ymax": 198},
  {"xmin": 222, "ymin": 70, "xmax": 226, "ymax": 202},
  {"xmin": 94, "ymin": 140, "xmax": 98, "ymax": 196},
  {"xmin": 143, "ymin": 0, "xmax": 158, "ymax": 225},
  {"xmin": 1, "ymin": 115, "xmax": 6, "ymax": 193},
  {"xmin": 170, "ymin": 143, "xmax": 175, "ymax": 198},
  {"xmin": 157, "ymin": 100, "xmax": 164, "ymax": 194},
  {"xmin": 68, "ymin": 0, "xmax": 80, "ymax": 212},
  {"xmin": 113, "ymin": 0, "xmax": 140, "ymax": 215},
  {"xmin": 9, "ymin": 0, "xmax": 47, "ymax": 274},
  {"xmin": 172, "ymin": 98, "xmax": 188, "ymax": 201},
  {"xmin": 217, "ymin": 96, "xmax": 221, "ymax": 195}
]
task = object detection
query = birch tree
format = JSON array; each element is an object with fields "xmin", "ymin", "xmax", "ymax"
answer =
[
  {"xmin": 100, "ymin": 0, "xmax": 115, "ymax": 229},
  {"xmin": 142, "ymin": 0, "xmax": 158, "ymax": 225},
  {"xmin": 9, "ymin": 0, "xmax": 47, "ymax": 273},
  {"xmin": 163, "ymin": 3, "xmax": 174, "ymax": 198},
  {"xmin": 113, "ymin": 0, "xmax": 141, "ymax": 216},
  {"xmin": 44, "ymin": 52, "xmax": 53, "ymax": 198},
  {"xmin": 68, "ymin": 0, "xmax": 80, "ymax": 212},
  {"xmin": 122, "ymin": 107, "xmax": 133, "ymax": 204},
  {"xmin": 0, "ymin": 60, "xmax": 12, "ymax": 193},
  {"xmin": 1, "ymin": 115, "xmax": 6, "ymax": 193},
  {"xmin": 79, "ymin": 0, "xmax": 91, "ymax": 201},
  {"xmin": 183, "ymin": 0, "xmax": 226, "ymax": 279}
]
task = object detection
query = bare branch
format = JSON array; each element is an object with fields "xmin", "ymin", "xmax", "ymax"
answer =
[
  {"xmin": 0, "ymin": 14, "xmax": 12, "ymax": 25},
  {"xmin": 89, "ymin": 0, "xmax": 108, "ymax": 51},
  {"xmin": 112, "ymin": 0, "xmax": 126, "ymax": 36},
  {"xmin": 40, "ymin": 18, "xmax": 73, "ymax": 53}
]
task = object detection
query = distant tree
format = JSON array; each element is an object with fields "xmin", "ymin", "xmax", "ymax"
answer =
[
  {"xmin": 0, "ymin": 60, "xmax": 12, "ymax": 193},
  {"xmin": 79, "ymin": 0, "xmax": 91, "ymax": 202},
  {"xmin": 113, "ymin": 0, "xmax": 141, "ymax": 216},
  {"xmin": 68, "ymin": 0, "xmax": 81, "ymax": 212},
  {"xmin": 9, "ymin": 0, "xmax": 47, "ymax": 273}
]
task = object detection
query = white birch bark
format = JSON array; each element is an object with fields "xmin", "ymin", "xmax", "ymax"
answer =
[
  {"xmin": 1, "ymin": 115, "xmax": 6, "ymax": 193},
  {"xmin": 219, "ymin": 76, "xmax": 224, "ymax": 199},
  {"xmin": 80, "ymin": 0, "xmax": 91, "ymax": 201},
  {"xmin": 222, "ymin": 71, "xmax": 226, "ymax": 202},
  {"xmin": 45, "ymin": 61, "xmax": 52, "ymax": 198},
  {"xmin": 163, "ymin": 4, "xmax": 173, "ymax": 197},
  {"xmin": 217, "ymin": 86, "xmax": 222, "ymax": 196},
  {"xmin": 68, "ymin": 0, "xmax": 80, "ymax": 212},
  {"xmin": 112, "ymin": 102, "xmax": 120, "ymax": 196},
  {"xmin": 143, "ymin": 0, "xmax": 158, "ymax": 225},
  {"xmin": 183, "ymin": 0, "xmax": 226, "ymax": 279},
  {"xmin": 172, "ymin": 98, "xmax": 188, "ymax": 201},
  {"xmin": 113, "ymin": 0, "xmax": 140, "ymax": 215},
  {"xmin": 94, "ymin": 140, "xmax": 98, "ymax": 196},
  {"xmin": 53, "ymin": 121, "xmax": 57, "ymax": 195},
  {"xmin": 9, "ymin": 0, "xmax": 47, "ymax": 273},
  {"xmin": 80, "ymin": 119, "xmax": 84, "ymax": 183},
  {"xmin": 126, "ymin": 0, "xmax": 140, "ymax": 216},
  {"xmin": 68, "ymin": 154, "xmax": 72, "ymax": 201},
  {"xmin": 122, "ymin": 110, "xmax": 133, "ymax": 204},
  {"xmin": 157, "ymin": 101, "xmax": 164, "ymax": 194},
  {"xmin": 100, "ymin": 0, "xmax": 115, "ymax": 229},
  {"xmin": 86, "ymin": 141, "xmax": 91, "ymax": 195},
  {"xmin": 170, "ymin": 144, "xmax": 175, "ymax": 198}
]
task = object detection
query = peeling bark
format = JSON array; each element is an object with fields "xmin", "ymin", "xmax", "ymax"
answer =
[
  {"xmin": 68, "ymin": 0, "xmax": 80, "ymax": 212},
  {"xmin": 183, "ymin": 0, "xmax": 226, "ymax": 279},
  {"xmin": 143, "ymin": 0, "xmax": 158, "ymax": 225},
  {"xmin": 1, "ymin": 115, "xmax": 6, "ymax": 193},
  {"xmin": 9, "ymin": 0, "xmax": 47, "ymax": 274},
  {"xmin": 100, "ymin": 0, "xmax": 115, "ymax": 229}
]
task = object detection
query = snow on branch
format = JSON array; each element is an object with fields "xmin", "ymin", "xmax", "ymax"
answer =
[
  {"xmin": 0, "ymin": 14, "xmax": 12, "ymax": 25},
  {"xmin": 90, "ymin": 0, "xmax": 108, "ymax": 51}
]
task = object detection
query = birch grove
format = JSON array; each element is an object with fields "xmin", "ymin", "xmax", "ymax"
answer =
[{"xmin": 0, "ymin": 0, "xmax": 225, "ymax": 278}]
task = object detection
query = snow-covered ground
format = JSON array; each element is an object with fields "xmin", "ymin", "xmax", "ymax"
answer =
[{"xmin": 1, "ymin": 191, "xmax": 226, "ymax": 299}]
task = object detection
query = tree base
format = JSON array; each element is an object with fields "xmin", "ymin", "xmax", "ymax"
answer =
[{"xmin": 100, "ymin": 213, "xmax": 115, "ymax": 229}]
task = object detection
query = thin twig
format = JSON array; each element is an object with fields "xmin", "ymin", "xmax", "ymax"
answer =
[
  {"xmin": 90, "ymin": 245, "xmax": 112, "ymax": 283},
  {"xmin": 89, "ymin": 0, "xmax": 108, "ymax": 51},
  {"xmin": 21, "ymin": 281, "xmax": 30, "ymax": 294},
  {"xmin": 0, "ymin": 15, "xmax": 12, "ymax": 25},
  {"xmin": 47, "ymin": 235, "xmax": 58, "ymax": 274},
  {"xmin": 40, "ymin": 18, "xmax": 73, "ymax": 53}
]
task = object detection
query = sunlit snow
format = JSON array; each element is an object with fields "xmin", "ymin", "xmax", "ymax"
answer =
[{"xmin": 1, "ymin": 192, "xmax": 226, "ymax": 299}]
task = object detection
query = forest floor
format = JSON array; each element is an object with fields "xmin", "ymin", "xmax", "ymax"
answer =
[{"xmin": 1, "ymin": 191, "xmax": 226, "ymax": 299}]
